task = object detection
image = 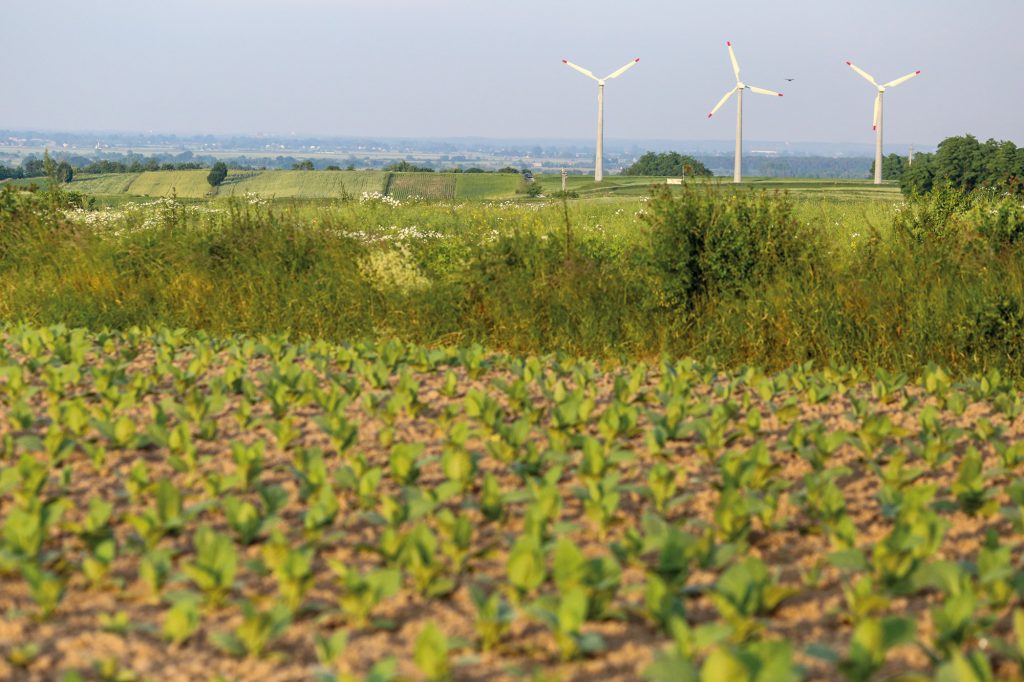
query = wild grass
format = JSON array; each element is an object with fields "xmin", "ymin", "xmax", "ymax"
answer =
[{"xmin": 1, "ymin": 182, "xmax": 1021, "ymax": 376}]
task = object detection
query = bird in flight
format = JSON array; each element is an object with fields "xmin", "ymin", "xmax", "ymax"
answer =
[{"xmin": 784, "ymin": 78, "xmax": 795, "ymax": 82}]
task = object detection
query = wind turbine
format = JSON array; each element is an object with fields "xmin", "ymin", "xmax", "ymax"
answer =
[
  {"xmin": 846, "ymin": 60, "xmax": 921, "ymax": 185},
  {"xmin": 562, "ymin": 57, "xmax": 640, "ymax": 182},
  {"xmin": 707, "ymin": 42, "xmax": 783, "ymax": 183}
]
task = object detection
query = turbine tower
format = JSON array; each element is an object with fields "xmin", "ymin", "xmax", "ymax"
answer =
[
  {"xmin": 707, "ymin": 42, "xmax": 783, "ymax": 183},
  {"xmin": 846, "ymin": 61, "xmax": 921, "ymax": 185},
  {"xmin": 562, "ymin": 57, "xmax": 640, "ymax": 182}
]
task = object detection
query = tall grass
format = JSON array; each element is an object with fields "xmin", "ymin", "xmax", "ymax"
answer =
[{"xmin": 1, "ymin": 182, "xmax": 1022, "ymax": 375}]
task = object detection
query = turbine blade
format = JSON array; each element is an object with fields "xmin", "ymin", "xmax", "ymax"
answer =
[
  {"xmin": 846, "ymin": 61, "xmax": 879, "ymax": 87},
  {"xmin": 604, "ymin": 58, "xmax": 640, "ymax": 80},
  {"xmin": 708, "ymin": 87, "xmax": 738, "ymax": 118},
  {"xmin": 872, "ymin": 92, "xmax": 880, "ymax": 130},
  {"xmin": 749, "ymin": 86, "xmax": 784, "ymax": 97},
  {"xmin": 562, "ymin": 59, "xmax": 598, "ymax": 81},
  {"xmin": 727, "ymin": 41, "xmax": 741, "ymax": 81},
  {"xmin": 883, "ymin": 70, "xmax": 921, "ymax": 89}
]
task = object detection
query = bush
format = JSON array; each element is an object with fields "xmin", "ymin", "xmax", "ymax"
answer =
[
  {"xmin": 973, "ymin": 194, "xmax": 1024, "ymax": 247},
  {"xmin": 891, "ymin": 184, "xmax": 973, "ymax": 244},
  {"xmin": 643, "ymin": 185, "xmax": 815, "ymax": 308}
]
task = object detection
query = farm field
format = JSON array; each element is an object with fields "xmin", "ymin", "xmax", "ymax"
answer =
[
  {"xmin": 454, "ymin": 174, "xmax": 522, "ymax": 200},
  {"xmin": 387, "ymin": 173, "xmax": 457, "ymax": 201},
  {"xmin": 8, "ymin": 168, "xmax": 903, "ymax": 204},
  {"xmin": 221, "ymin": 171, "xmax": 389, "ymax": 199},
  {"xmin": 2, "ymin": 326, "xmax": 1024, "ymax": 681},
  {"xmin": 126, "ymin": 171, "xmax": 217, "ymax": 199}
]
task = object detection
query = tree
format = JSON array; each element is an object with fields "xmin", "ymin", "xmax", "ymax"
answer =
[
  {"xmin": 22, "ymin": 157, "xmax": 45, "ymax": 177},
  {"xmin": 869, "ymin": 153, "xmax": 905, "ymax": 181},
  {"xmin": 383, "ymin": 161, "xmax": 434, "ymax": 173},
  {"xmin": 900, "ymin": 153, "xmax": 935, "ymax": 194},
  {"xmin": 897, "ymin": 135, "xmax": 1024, "ymax": 195},
  {"xmin": 292, "ymin": 160, "xmax": 315, "ymax": 171},
  {"xmin": 55, "ymin": 161, "xmax": 74, "ymax": 183},
  {"xmin": 207, "ymin": 162, "xmax": 228, "ymax": 187},
  {"xmin": 622, "ymin": 152, "xmax": 712, "ymax": 177}
]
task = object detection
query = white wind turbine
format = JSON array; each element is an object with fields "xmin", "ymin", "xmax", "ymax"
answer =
[
  {"xmin": 562, "ymin": 57, "xmax": 640, "ymax": 182},
  {"xmin": 846, "ymin": 60, "xmax": 921, "ymax": 184},
  {"xmin": 707, "ymin": 42, "xmax": 783, "ymax": 183}
]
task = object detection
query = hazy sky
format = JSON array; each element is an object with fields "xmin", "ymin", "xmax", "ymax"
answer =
[{"xmin": 6, "ymin": 0, "xmax": 1022, "ymax": 146}]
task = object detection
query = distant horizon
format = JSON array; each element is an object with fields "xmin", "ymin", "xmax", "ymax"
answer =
[{"xmin": 1, "ymin": 127, "xmax": 936, "ymax": 156}]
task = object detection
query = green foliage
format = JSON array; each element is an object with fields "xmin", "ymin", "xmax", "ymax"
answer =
[
  {"xmin": 162, "ymin": 592, "xmax": 202, "ymax": 645},
  {"xmin": 180, "ymin": 526, "xmax": 238, "ymax": 605},
  {"xmin": 868, "ymin": 153, "xmax": 906, "ymax": 182},
  {"xmin": 644, "ymin": 185, "xmax": 816, "ymax": 308},
  {"xmin": 329, "ymin": 561, "xmax": 401, "ymax": 626},
  {"xmin": 3, "ymin": 318, "xmax": 1024, "ymax": 678},
  {"xmin": 701, "ymin": 641, "xmax": 801, "ymax": 682},
  {"xmin": 414, "ymin": 622, "xmax": 450, "ymax": 681},
  {"xmin": 529, "ymin": 588, "xmax": 606, "ymax": 661},
  {"xmin": 384, "ymin": 161, "xmax": 435, "ymax": 173},
  {"xmin": 207, "ymin": 162, "xmax": 228, "ymax": 187},
  {"xmin": 901, "ymin": 134, "xmax": 1024, "ymax": 195},
  {"xmin": 211, "ymin": 601, "xmax": 292, "ymax": 658},
  {"xmin": 711, "ymin": 557, "xmax": 797, "ymax": 639},
  {"xmin": 262, "ymin": 534, "xmax": 315, "ymax": 613},
  {"xmin": 469, "ymin": 585, "xmax": 514, "ymax": 652},
  {"xmin": 837, "ymin": 616, "xmax": 916, "ymax": 681},
  {"xmin": 622, "ymin": 151, "xmax": 712, "ymax": 177}
]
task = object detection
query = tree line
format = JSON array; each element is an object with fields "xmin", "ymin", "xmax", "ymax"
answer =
[{"xmin": 881, "ymin": 135, "xmax": 1024, "ymax": 194}]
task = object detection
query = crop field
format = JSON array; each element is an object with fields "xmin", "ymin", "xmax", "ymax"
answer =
[
  {"xmin": 126, "ymin": 171, "xmax": 216, "ymax": 199},
  {"xmin": 26, "ymin": 168, "xmax": 907, "ymax": 204},
  {"xmin": 1, "ymin": 325, "xmax": 1024, "ymax": 681},
  {"xmin": 220, "ymin": 171, "xmax": 389, "ymax": 199},
  {"xmin": 386, "ymin": 173, "xmax": 458, "ymax": 202},
  {"xmin": 3, "ymin": 177, "xmax": 1024, "ymax": 680},
  {"xmin": 532, "ymin": 175, "xmax": 903, "ymax": 202},
  {"xmin": 63, "ymin": 174, "xmax": 141, "ymax": 195},
  {"xmin": 454, "ymin": 175, "xmax": 523, "ymax": 200}
]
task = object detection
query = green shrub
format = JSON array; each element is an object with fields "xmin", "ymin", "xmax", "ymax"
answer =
[
  {"xmin": 891, "ymin": 183, "xmax": 973, "ymax": 244},
  {"xmin": 643, "ymin": 185, "xmax": 816, "ymax": 308}
]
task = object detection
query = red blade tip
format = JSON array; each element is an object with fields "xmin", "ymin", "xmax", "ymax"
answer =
[
  {"xmin": 634, "ymin": 58, "xmax": 640, "ymax": 62},
  {"xmin": 727, "ymin": 41, "xmax": 732, "ymax": 46},
  {"xmin": 707, "ymin": 113, "xmax": 714, "ymax": 118},
  {"xmin": 778, "ymin": 93, "xmax": 784, "ymax": 97},
  {"xmin": 562, "ymin": 59, "xmax": 568, "ymax": 64},
  {"xmin": 845, "ymin": 61, "xmax": 852, "ymax": 66},
  {"xmin": 915, "ymin": 70, "xmax": 921, "ymax": 74}
]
